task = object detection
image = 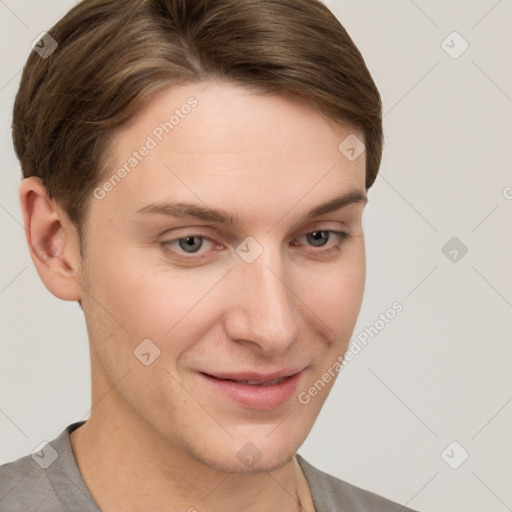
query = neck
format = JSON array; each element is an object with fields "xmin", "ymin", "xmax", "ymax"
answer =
[{"xmin": 70, "ymin": 404, "xmax": 313, "ymax": 512}]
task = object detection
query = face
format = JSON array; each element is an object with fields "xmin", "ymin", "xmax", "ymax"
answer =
[{"xmin": 78, "ymin": 80, "xmax": 367, "ymax": 473}]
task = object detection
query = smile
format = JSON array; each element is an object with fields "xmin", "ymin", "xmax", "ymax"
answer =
[{"xmin": 199, "ymin": 367, "xmax": 307, "ymax": 410}]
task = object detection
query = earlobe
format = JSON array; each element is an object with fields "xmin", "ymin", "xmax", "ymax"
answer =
[{"xmin": 19, "ymin": 177, "xmax": 83, "ymax": 302}]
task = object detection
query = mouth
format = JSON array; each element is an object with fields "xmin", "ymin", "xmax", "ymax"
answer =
[
  {"xmin": 215, "ymin": 376, "xmax": 289, "ymax": 386},
  {"xmin": 199, "ymin": 367, "xmax": 307, "ymax": 410},
  {"xmin": 204, "ymin": 368, "xmax": 303, "ymax": 384}
]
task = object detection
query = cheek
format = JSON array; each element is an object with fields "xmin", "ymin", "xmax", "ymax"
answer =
[
  {"xmin": 84, "ymin": 246, "xmax": 223, "ymax": 358},
  {"xmin": 82, "ymin": 245, "xmax": 172, "ymax": 344},
  {"xmin": 301, "ymin": 244, "xmax": 366, "ymax": 331}
]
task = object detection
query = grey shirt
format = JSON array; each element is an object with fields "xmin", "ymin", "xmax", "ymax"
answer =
[{"xmin": 0, "ymin": 421, "xmax": 418, "ymax": 511}]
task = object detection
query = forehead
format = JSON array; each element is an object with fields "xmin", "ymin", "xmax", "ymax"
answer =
[{"xmin": 94, "ymin": 80, "xmax": 366, "ymax": 226}]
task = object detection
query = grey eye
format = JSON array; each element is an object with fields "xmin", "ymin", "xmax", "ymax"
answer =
[
  {"xmin": 177, "ymin": 236, "xmax": 205, "ymax": 253},
  {"xmin": 305, "ymin": 231, "xmax": 331, "ymax": 247}
]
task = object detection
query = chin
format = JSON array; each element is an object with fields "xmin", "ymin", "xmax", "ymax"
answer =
[
  {"xmin": 189, "ymin": 431, "xmax": 301, "ymax": 475},
  {"xmin": 201, "ymin": 448, "xmax": 296, "ymax": 475}
]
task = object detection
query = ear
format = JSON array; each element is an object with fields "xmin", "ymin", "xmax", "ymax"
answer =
[{"xmin": 19, "ymin": 177, "xmax": 83, "ymax": 301}]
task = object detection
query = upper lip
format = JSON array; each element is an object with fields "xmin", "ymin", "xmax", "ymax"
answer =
[{"xmin": 201, "ymin": 367, "xmax": 306, "ymax": 383}]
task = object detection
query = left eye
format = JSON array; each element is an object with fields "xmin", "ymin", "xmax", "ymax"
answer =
[{"xmin": 296, "ymin": 230, "xmax": 348, "ymax": 248}]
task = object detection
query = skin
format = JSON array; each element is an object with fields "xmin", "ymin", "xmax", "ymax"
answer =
[{"xmin": 19, "ymin": 80, "xmax": 367, "ymax": 511}]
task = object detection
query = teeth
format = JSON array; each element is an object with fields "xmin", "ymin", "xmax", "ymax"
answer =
[{"xmin": 236, "ymin": 377, "xmax": 287, "ymax": 386}]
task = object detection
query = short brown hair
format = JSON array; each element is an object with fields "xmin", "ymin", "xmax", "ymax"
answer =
[{"xmin": 12, "ymin": 0, "xmax": 383, "ymax": 244}]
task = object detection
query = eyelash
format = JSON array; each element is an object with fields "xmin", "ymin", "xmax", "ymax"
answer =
[{"xmin": 159, "ymin": 230, "xmax": 350, "ymax": 261}]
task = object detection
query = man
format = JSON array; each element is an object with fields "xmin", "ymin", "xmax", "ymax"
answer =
[{"xmin": 0, "ymin": 0, "xmax": 418, "ymax": 510}]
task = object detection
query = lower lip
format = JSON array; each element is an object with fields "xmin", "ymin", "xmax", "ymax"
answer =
[{"xmin": 200, "ymin": 370, "xmax": 305, "ymax": 410}]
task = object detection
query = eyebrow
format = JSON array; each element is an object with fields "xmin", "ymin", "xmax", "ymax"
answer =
[{"xmin": 135, "ymin": 189, "xmax": 367, "ymax": 226}]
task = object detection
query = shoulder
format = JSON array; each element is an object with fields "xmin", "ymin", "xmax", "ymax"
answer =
[
  {"xmin": 0, "ymin": 449, "xmax": 59, "ymax": 512},
  {"xmin": 296, "ymin": 454, "xmax": 419, "ymax": 512},
  {"xmin": 0, "ymin": 421, "xmax": 95, "ymax": 512}
]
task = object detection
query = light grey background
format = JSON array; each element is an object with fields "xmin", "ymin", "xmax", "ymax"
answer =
[{"xmin": 1, "ymin": 1, "xmax": 511, "ymax": 511}]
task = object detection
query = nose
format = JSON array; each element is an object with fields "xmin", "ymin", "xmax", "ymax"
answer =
[{"xmin": 223, "ymin": 239, "xmax": 301, "ymax": 355}]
